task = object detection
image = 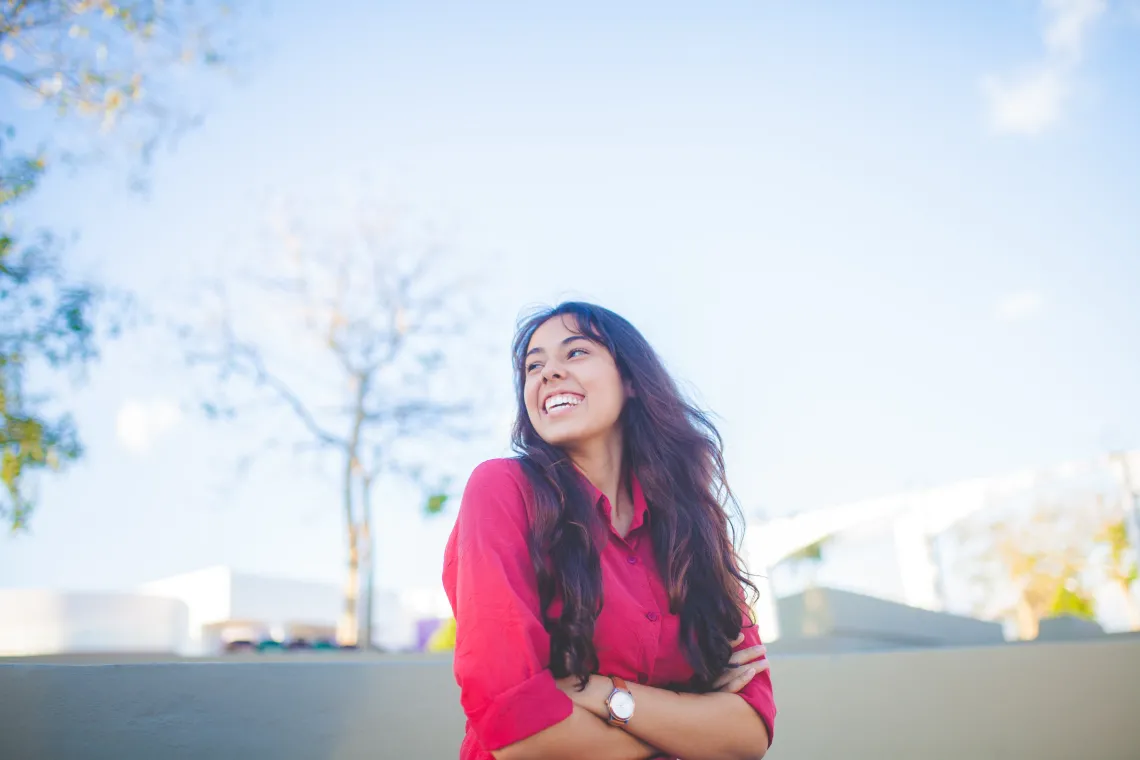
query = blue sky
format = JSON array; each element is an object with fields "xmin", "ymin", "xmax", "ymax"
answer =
[{"xmin": 3, "ymin": 0, "xmax": 1139, "ymax": 599}]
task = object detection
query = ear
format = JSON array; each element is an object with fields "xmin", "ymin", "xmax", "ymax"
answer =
[{"xmin": 624, "ymin": 379, "xmax": 636, "ymax": 399}]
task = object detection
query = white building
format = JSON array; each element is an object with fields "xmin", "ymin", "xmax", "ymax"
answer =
[
  {"xmin": 140, "ymin": 566, "xmax": 455, "ymax": 654},
  {"xmin": 139, "ymin": 566, "xmax": 344, "ymax": 655},
  {"xmin": 1, "ymin": 565, "xmax": 452, "ymax": 657}
]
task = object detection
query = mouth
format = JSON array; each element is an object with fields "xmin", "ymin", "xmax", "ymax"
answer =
[{"xmin": 543, "ymin": 392, "xmax": 584, "ymax": 416}]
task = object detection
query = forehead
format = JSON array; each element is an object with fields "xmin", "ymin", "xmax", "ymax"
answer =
[{"xmin": 526, "ymin": 315, "xmax": 583, "ymax": 351}]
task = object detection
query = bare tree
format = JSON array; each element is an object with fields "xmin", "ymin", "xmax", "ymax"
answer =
[{"xmin": 180, "ymin": 202, "xmax": 482, "ymax": 647}]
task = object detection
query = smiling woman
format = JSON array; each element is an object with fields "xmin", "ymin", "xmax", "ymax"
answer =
[{"xmin": 443, "ymin": 302, "xmax": 775, "ymax": 760}]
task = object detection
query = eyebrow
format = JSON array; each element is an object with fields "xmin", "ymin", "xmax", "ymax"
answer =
[{"xmin": 525, "ymin": 334, "xmax": 590, "ymax": 358}]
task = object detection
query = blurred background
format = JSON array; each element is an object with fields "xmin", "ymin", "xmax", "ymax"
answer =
[{"xmin": 2, "ymin": 0, "xmax": 1139, "ymax": 660}]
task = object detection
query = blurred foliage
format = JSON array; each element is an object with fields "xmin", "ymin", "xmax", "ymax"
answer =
[
  {"xmin": 784, "ymin": 534, "xmax": 829, "ymax": 591},
  {"xmin": 0, "ymin": 0, "xmax": 238, "ymax": 532},
  {"xmin": 1048, "ymin": 583, "xmax": 1096, "ymax": 620},
  {"xmin": 955, "ymin": 496, "xmax": 1126, "ymax": 639},
  {"xmin": 786, "ymin": 537, "xmax": 827, "ymax": 564},
  {"xmin": 1, "ymin": 1, "xmax": 239, "ymax": 175},
  {"xmin": 0, "ymin": 228, "xmax": 93, "ymax": 531},
  {"xmin": 424, "ymin": 490, "xmax": 449, "ymax": 516},
  {"xmin": 0, "ymin": 126, "xmax": 44, "ymax": 205},
  {"xmin": 1096, "ymin": 516, "xmax": 1140, "ymax": 629},
  {"xmin": 1097, "ymin": 518, "xmax": 1140, "ymax": 588}
]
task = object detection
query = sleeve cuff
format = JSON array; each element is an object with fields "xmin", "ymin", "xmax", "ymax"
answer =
[
  {"xmin": 470, "ymin": 669, "xmax": 574, "ymax": 750},
  {"xmin": 737, "ymin": 682, "xmax": 777, "ymax": 747}
]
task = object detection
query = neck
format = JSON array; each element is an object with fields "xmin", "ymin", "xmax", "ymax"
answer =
[{"xmin": 568, "ymin": 430, "xmax": 626, "ymax": 517}]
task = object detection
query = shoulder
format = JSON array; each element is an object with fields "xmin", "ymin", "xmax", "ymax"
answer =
[
  {"xmin": 460, "ymin": 458, "xmax": 532, "ymax": 521},
  {"xmin": 465, "ymin": 457, "xmax": 529, "ymax": 494},
  {"xmin": 446, "ymin": 460, "xmax": 536, "ymax": 569}
]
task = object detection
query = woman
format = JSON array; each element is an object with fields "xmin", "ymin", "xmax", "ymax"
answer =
[{"xmin": 443, "ymin": 302, "xmax": 775, "ymax": 760}]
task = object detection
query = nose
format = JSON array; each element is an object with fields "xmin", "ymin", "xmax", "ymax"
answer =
[{"xmin": 541, "ymin": 359, "xmax": 565, "ymax": 382}]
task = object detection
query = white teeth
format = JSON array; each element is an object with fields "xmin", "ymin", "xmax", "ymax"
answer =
[{"xmin": 544, "ymin": 394, "xmax": 582, "ymax": 413}]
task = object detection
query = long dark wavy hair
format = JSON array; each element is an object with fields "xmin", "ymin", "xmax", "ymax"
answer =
[{"xmin": 510, "ymin": 301, "xmax": 757, "ymax": 691}]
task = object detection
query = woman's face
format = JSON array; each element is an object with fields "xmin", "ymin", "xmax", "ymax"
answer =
[{"xmin": 523, "ymin": 315, "xmax": 628, "ymax": 451}]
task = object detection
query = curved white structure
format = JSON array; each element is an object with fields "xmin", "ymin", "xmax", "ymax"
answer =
[
  {"xmin": 746, "ymin": 450, "xmax": 1140, "ymax": 620},
  {"xmin": 0, "ymin": 590, "xmax": 189, "ymax": 656}
]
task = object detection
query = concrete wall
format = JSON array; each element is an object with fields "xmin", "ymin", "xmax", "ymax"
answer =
[
  {"xmin": 1037, "ymin": 614, "xmax": 1106, "ymax": 641},
  {"xmin": 774, "ymin": 587, "xmax": 1005, "ymax": 654},
  {"xmin": 2, "ymin": 638, "xmax": 1138, "ymax": 760},
  {"xmin": 0, "ymin": 591, "xmax": 189, "ymax": 656}
]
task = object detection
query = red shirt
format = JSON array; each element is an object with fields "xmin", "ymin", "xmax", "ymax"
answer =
[{"xmin": 443, "ymin": 458, "xmax": 776, "ymax": 759}]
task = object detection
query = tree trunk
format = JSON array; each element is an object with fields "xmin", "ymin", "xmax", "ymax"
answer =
[
  {"xmin": 358, "ymin": 520, "xmax": 374, "ymax": 649},
  {"xmin": 1014, "ymin": 595, "xmax": 1039, "ymax": 640},
  {"xmin": 338, "ymin": 526, "xmax": 360, "ymax": 646},
  {"xmin": 340, "ymin": 377, "xmax": 367, "ymax": 647}
]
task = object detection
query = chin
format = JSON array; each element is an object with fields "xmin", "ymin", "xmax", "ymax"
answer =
[
  {"xmin": 535, "ymin": 423, "xmax": 591, "ymax": 450},
  {"xmin": 537, "ymin": 430, "xmax": 580, "ymax": 449}
]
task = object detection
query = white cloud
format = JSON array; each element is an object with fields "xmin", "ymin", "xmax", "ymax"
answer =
[
  {"xmin": 995, "ymin": 290, "xmax": 1046, "ymax": 321},
  {"xmin": 982, "ymin": 67, "xmax": 1068, "ymax": 136},
  {"xmin": 983, "ymin": 0, "xmax": 1107, "ymax": 135},
  {"xmin": 1043, "ymin": 0, "xmax": 1107, "ymax": 59},
  {"xmin": 116, "ymin": 399, "xmax": 183, "ymax": 454}
]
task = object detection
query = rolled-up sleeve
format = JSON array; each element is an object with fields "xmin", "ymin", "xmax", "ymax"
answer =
[
  {"xmin": 733, "ymin": 610, "xmax": 777, "ymax": 746},
  {"xmin": 443, "ymin": 459, "xmax": 573, "ymax": 751}
]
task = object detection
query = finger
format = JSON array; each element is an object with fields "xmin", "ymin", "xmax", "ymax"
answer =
[
  {"xmin": 718, "ymin": 666, "xmax": 758, "ymax": 694},
  {"xmin": 728, "ymin": 644, "xmax": 767, "ymax": 668},
  {"xmin": 730, "ymin": 631, "xmax": 746, "ymax": 648},
  {"xmin": 715, "ymin": 646, "xmax": 767, "ymax": 689},
  {"xmin": 715, "ymin": 655, "xmax": 770, "ymax": 691},
  {"xmin": 712, "ymin": 669, "xmax": 736, "ymax": 689}
]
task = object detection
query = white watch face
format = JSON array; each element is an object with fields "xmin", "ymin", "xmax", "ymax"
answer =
[{"xmin": 610, "ymin": 690, "xmax": 635, "ymax": 720}]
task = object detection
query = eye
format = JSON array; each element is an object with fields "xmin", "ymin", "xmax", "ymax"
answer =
[
  {"xmin": 568, "ymin": 347, "xmax": 588, "ymax": 359},
  {"xmin": 525, "ymin": 361, "xmax": 543, "ymax": 373}
]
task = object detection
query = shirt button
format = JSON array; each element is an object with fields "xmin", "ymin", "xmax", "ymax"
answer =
[
  {"xmin": 646, "ymin": 611, "xmax": 659, "ymax": 622},
  {"xmin": 627, "ymin": 556, "xmax": 638, "ymax": 565}
]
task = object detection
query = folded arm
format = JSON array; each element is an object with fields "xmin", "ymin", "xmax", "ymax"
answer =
[
  {"xmin": 492, "ymin": 707, "xmax": 659, "ymax": 760},
  {"xmin": 562, "ymin": 676, "xmax": 769, "ymax": 760},
  {"xmin": 444, "ymin": 461, "xmax": 665, "ymax": 760},
  {"xmin": 558, "ymin": 617, "xmax": 776, "ymax": 760}
]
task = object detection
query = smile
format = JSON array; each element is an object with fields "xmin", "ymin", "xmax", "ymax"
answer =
[{"xmin": 544, "ymin": 393, "xmax": 584, "ymax": 415}]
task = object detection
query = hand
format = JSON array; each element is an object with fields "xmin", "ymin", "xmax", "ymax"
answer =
[
  {"xmin": 713, "ymin": 633, "xmax": 768, "ymax": 693},
  {"xmin": 556, "ymin": 673, "xmax": 612, "ymax": 719}
]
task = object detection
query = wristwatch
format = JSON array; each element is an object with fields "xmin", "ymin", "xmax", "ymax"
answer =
[{"xmin": 604, "ymin": 676, "xmax": 635, "ymax": 727}]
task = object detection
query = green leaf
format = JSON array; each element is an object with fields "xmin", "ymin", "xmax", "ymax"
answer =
[{"xmin": 425, "ymin": 492, "xmax": 448, "ymax": 516}]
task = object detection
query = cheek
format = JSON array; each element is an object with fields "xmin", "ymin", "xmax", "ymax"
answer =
[
  {"xmin": 584, "ymin": 370, "xmax": 626, "ymax": 420},
  {"xmin": 523, "ymin": 378, "xmax": 543, "ymax": 418}
]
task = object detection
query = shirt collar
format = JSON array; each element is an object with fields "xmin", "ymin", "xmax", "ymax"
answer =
[{"xmin": 576, "ymin": 467, "xmax": 650, "ymax": 535}]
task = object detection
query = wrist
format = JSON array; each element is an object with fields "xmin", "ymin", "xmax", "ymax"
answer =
[{"xmin": 588, "ymin": 674, "xmax": 614, "ymax": 719}]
